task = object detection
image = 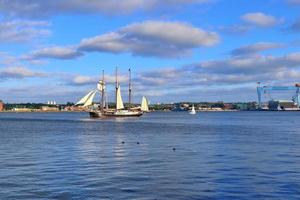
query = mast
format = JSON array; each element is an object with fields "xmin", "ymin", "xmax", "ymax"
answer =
[
  {"xmin": 101, "ymin": 70, "xmax": 105, "ymax": 111},
  {"xmin": 128, "ymin": 68, "xmax": 132, "ymax": 109},
  {"xmin": 115, "ymin": 67, "xmax": 118, "ymax": 110},
  {"xmin": 106, "ymin": 93, "xmax": 109, "ymax": 109}
]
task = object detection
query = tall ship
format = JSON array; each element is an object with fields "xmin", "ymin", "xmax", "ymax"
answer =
[{"xmin": 76, "ymin": 68, "xmax": 144, "ymax": 118}]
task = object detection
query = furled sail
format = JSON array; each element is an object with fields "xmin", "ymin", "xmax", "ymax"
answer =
[
  {"xmin": 116, "ymin": 85, "xmax": 124, "ymax": 110},
  {"xmin": 141, "ymin": 96, "xmax": 149, "ymax": 112},
  {"xmin": 83, "ymin": 90, "xmax": 97, "ymax": 107},
  {"xmin": 76, "ymin": 90, "xmax": 95, "ymax": 105}
]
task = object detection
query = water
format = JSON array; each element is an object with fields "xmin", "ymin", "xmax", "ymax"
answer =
[{"xmin": 0, "ymin": 111, "xmax": 300, "ymax": 200}]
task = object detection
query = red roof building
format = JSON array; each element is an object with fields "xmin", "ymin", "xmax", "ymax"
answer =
[{"xmin": 0, "ymin": 100, "xmax": 4, "ymax": 111}]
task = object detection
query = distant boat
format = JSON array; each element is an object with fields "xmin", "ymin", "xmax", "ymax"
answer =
[
  {"xmin": 141, "ymin": 96, "xmax": 149, "ymax": 112},
  {"xmin": 189, "ymin": 105, "xmax": 196, "ymax": 115},
  {"xmin": 79, "ymin": 68, "xmax": 143, "ymax": 118}
]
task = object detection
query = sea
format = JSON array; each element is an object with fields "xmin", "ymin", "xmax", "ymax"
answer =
[{"xmin": 0, "ymin": 111, "xmax": 299, "ymax": 200}]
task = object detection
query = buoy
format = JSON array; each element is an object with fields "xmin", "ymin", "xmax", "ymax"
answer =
[
  {"xmin": 173, "ymin": 148, "xmax": 176, "ymax": 151},
  {"xmin": 122, "ymin": 141, "xmax": 125, "ymax": 144}
]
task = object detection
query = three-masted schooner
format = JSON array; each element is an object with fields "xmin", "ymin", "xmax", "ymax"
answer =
[{"xmin": 77, "ymin": 68, "xmax": 143, "ymax": 118}]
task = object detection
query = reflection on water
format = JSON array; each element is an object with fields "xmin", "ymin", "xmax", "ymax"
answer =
[{"xmin": 0, "ymin": 111, "xmax": 300, "ymax": 199}]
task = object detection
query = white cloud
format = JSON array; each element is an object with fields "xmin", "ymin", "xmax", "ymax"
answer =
[
  {"xmin": 0, "ymin": 19, "xmax": 50, "ymax": 43},
  {"xmin": 0, "ymin": 67, "xmax": 46, "ymax": 80},
  {"xmin": 71, "ymin": 75, "xmax": 97, "ymax": 85},
  {"xmin": 231, "ymin": 42, "xmax": 286, "ymax": 56},
  {"xmin": 79, "ymin": 21, "xmax": 219, "ymax": 57},
  {"xmin": 0, "ymin": 0, "xmax": 210, "ymax": 18},
  {"xmin": 241, "ymin": 12, "xmax": 279, "ymax": 27},
  {"xmin": 122, "ymin": 21, "xmax": 218, "ymax": 47},
  {"xmin": 24, "ymin": 46, "xmax": 83, "ymax": 60}
]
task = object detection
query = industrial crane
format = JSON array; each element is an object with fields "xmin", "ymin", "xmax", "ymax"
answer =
[{"xmin": 256, "ymin": 82, "xmax": 300, "ymax": 109}]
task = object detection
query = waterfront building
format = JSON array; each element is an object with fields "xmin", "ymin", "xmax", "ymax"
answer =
[
  {"xmin": 268, "ymin": 100, "xmax": 299, "ymax": 111},
  {"xmin": 41, "ymin": 106, "xmax": 59, "ymax": 112},
  {"xmin": 47, "ymin": 101, "xmax": 57, "ymax": 105},
  {"xmin": 0, "ymin": 100, "xmax": 4, "ymax": 111},
  {"xmin": 64, "ymin": 106, "xmax": 86, "ymax": 111},
  {"xmin": 12, "ymin": 108, "xmax": 32, "ymax": 112},
  {"xmin": 224, "ymin": 103, "xmax": 234, "ymax": 110}
]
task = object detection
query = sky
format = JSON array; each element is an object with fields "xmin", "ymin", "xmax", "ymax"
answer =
[{"xmin": 1, "ymin": 0, "xmax": 300, "ymax": 103}]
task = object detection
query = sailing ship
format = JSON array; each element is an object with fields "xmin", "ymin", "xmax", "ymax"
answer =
[
  {"xmin": 189, "ymin": 104, "xmax": 196, "ymax": 115},
  {"xmin": 77, "ymin": 68, "xmax": 143, "ymax": 118}
]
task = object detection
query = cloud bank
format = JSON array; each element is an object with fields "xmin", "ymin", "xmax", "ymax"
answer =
[
  {"xmin": 21, "ymin": 20, "xmax": 219, "ymax": 59},
  {"xmin": 80, "ymin": 21, "xmax": 219, "ymax": 58},
  {"xmin": 0, "ymin": 0, "xmax": 210, "ymax": 18},
  {"xmin": 231, "ymin": 42, "xmax": 285, "ymax": 56},
  {"xmin": 59, "ymin": 51, "xmax": 300, "ymax": 100}
]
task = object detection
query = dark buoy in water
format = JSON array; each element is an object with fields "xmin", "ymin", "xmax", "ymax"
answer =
[
  {"xmin": 173, "ymin": 147, "xmax": 176, "ymax": 151},
  {"xmin": 122, "ymin": 141, "xmax": 125, "ymax": 144},
  {"xmin": 137, "ymin": 142, "xmax": 140, "ymax": 144}
]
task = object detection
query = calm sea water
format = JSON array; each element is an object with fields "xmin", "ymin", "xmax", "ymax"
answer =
[{"xmin": 0, "ymin": 111, "xmax": 300, "ymax": 200}]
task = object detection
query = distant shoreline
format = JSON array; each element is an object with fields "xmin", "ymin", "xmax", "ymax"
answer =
[
  {"xmin": 0, "ymin": 110, "xmax": 241, "ymax": 113},
  {"xmin": 1, "ymin": 109, "xmax": 299, "ymax": 113},
  {"xmin": 0, "ymin": 110, "xmax": 84, "ymax": 113},
  {"xmin": 0, "ymin": 110, "xmax": 254, "ymax": 113}
]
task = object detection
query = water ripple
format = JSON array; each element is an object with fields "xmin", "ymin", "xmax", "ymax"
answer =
[{"xmin": 1, "ymin": 112, "xmax": 300, "ymax": 199}]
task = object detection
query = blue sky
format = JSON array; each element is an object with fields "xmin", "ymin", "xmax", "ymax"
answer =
[{"xmin": 1, "ymin": 0, "xmax": 300, "ymax": 103}]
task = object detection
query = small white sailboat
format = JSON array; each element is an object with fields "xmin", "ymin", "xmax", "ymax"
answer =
[
  {"xmin": 189, "ymin": 104, "xmax": 196, "ymax": 115},
  {"xmin": 141, "ymin": 96, "xmax": 149, "ymax": 112}
]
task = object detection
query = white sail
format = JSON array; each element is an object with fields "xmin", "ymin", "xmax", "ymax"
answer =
[
  {"xmin": 97, "ymin": 81, "xmax": 105, "ymax": 91},
  {"xmin": 76, "ymin": 90, "xmax": 95, "ymax": 105},
  {"xmin": 141, "ymin": 96, "xmax": 149, "ymax": 112},
  {"xmin": 83, "ymin": 91, "xmax": 97, "ymax": 107},
  {"xmin": 189, "ymin": 104, "xmax": 196, "ymax": 114},
  {"xmin": 116, "ymin": 85, "xmax": 124, "ymax": 110}
]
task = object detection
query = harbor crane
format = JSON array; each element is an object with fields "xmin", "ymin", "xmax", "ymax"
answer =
[{"xmin": 257, "ymin": 82, "xmax": 300, "ymax": 109}]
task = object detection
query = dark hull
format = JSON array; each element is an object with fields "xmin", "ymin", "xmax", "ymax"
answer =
[
  {"xmin": 89, "ymin": 111, "xmax": 103, "ymax": 118},
  {"xmin": 89, "ymin": 111, "xmax": 143, "ymax": 118},
  {"xmin": 103, "ymin": 113, "xmax": 143, "ymax": 117}
]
